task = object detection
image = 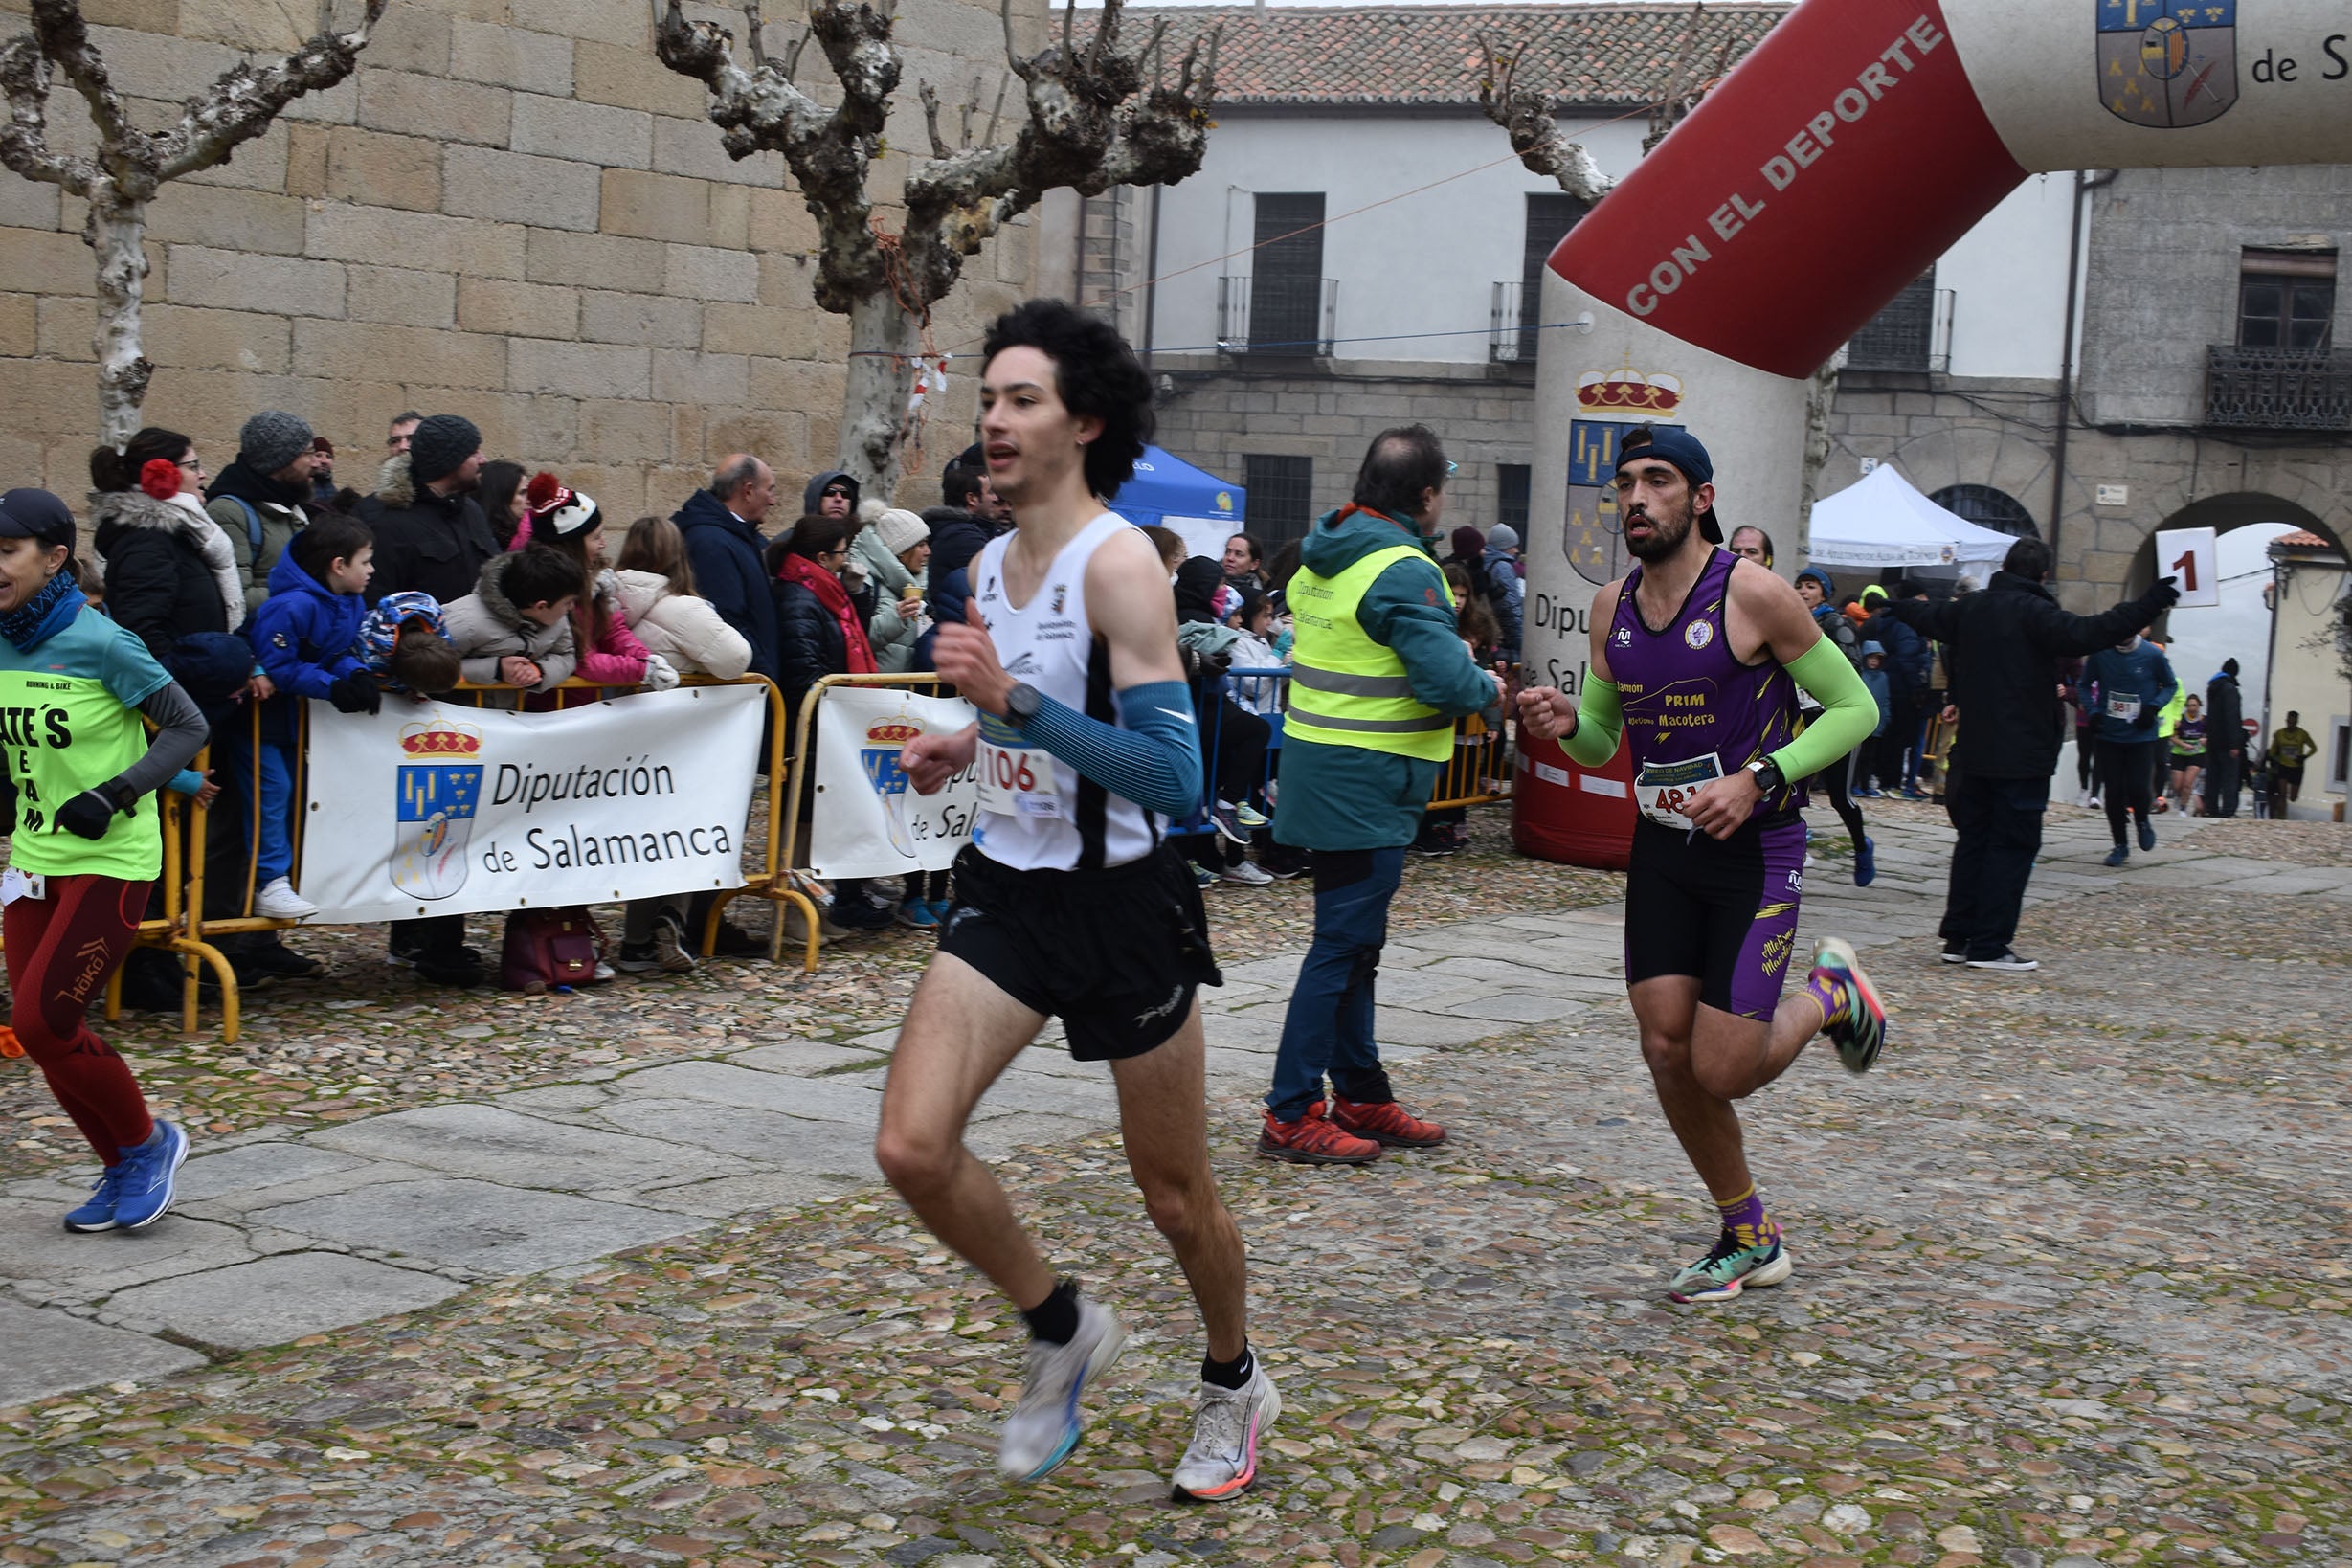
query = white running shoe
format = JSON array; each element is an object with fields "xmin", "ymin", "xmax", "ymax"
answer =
[
  {"xmin": 255, "ymin": 877, "xmax": 319, "ymax": 920},
  {"xmin": 1171, "ymin": 1363, "xmax": 1281, "ymax": 1501},
  {"xmin": 1217, "ymin": 862, "xmax": 1274, "ymax": 886},
  {"xmin": 998, "ymin": 1298, "xmax": 1125, "ymax": 1483}
]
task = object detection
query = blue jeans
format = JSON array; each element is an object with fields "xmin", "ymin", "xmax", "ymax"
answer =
[
  {"xmin": 1266, "ymin": 847, "xmax": 1404, "ymax": 1121},
  {"xmin": 233, "ymin": 738, "xmax": 296, "ymax": 883}
]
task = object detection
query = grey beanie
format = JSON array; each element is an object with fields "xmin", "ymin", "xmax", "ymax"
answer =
[
  {"xmin": 238, "ymin": 409, "xmax": 314, "ymax": 476},
  {"xmin": 408, "ymin": 414, "xmax": 482, "ymax": 486},
  {"xmin": 1488, "ymin": 523, "xmax": 1519, "ymax": 551}
]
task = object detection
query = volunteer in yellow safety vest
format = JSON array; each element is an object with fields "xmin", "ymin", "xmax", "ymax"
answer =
[{"xmin": 1254, "ymin": 426, "xmax": 1505, "ymax": 1166}]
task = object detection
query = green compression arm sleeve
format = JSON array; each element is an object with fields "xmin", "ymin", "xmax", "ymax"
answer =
[
  {"xmin": 1773, "ymin": 638, "xmax": 1878, "ymax": 781},
  {"xmin": 1557, "ymin": 677, "xmax": 1624, "ymax": 769}
]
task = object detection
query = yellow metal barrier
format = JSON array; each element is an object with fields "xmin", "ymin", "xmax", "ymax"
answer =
[
  {"xmin": 1427, "ymin": 709, "xmax": 1513, "ymax": 812},
  {"xmin": 75, "ymin": 674, "xmax": 789, "ymax": 1045},
  {"xmin": 752, "ymin": 672, "xmax": 953, "ymax": 974}
]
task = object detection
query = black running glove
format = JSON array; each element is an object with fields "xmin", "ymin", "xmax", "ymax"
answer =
[
  {"xmin": 327, "ymin": 669, "xmax": 381, "ymax": 715},
  {"xmin": 56, "ymin": 788, "xmax": 126, "ymax": 840}
]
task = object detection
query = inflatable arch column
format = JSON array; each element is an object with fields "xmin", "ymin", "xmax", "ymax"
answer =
[{"xmin": 1515, "ymin": 0, "xmax": 2352, "ymax": 865}]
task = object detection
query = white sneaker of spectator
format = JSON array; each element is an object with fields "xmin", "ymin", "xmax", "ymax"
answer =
[
  {"xmin": 255, "ymin": 877, "xmax": 319, "ymax": 921},
  {"xmin": 1217, "ymin": 862, "xmax": 1273, "ymax": 886}
]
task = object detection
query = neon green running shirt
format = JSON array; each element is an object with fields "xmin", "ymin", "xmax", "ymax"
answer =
[{"xmin": 0, "ymin": 604, "xmax": 172, "ymax": 881}]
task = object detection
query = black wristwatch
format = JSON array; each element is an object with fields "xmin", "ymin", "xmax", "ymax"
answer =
[
  {"xmin": 1747, "ymin": 758, "xmax": 1785, "ymax": 794},
  {"xmin": 1002, "ymin": 682, "xmax": 1042, "ymax": 728}
]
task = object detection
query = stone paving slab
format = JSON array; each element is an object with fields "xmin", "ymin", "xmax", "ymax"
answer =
[
  {"xmin": 305, "ymin": 1103, "xmax": 750, "ymax": 1190},
  {"xmin": 247, "ymin": 1178, "xmax": 703, "ymax": 1274},
  {"xmin": 0, "ymin": 1204, "xmax": 255, "ymax": 1298},
  {"xmin": 101, "ymin": 1254, "xmax": 465, "ymax": 1350},
  {"xmin": 0, "ymin": 1308, "xmax": 207, "ymax": 1408}
]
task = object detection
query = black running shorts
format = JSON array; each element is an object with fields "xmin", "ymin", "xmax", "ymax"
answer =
[
  {"xmin": 938, "ymin": 842, "xmax": 1221, "ymax": 1061},
  {"xmin": 1624, "ymin": 815, "xmax": 1806, "ymax": 1020}
]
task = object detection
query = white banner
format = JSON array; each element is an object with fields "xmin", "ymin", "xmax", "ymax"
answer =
[
  {"xmin": 809, "ymin": 685, "xmax": 981, "ymax": 879},
  {"xmin": 298, "ymin": 685, "xmax": 767, "ymax": 924}
]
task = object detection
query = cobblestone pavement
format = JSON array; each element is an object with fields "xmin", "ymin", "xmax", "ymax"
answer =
[{"xmin": 3, "ymin": 805, "xmax": 2348, "ymax": 1568}]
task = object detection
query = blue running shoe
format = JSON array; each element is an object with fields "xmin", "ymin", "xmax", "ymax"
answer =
[
  {"xmin": 63, "ymin": 1165, "xmax": 126, "ymax": 1233},
  {"xmin": 111, "ymin": 1120, "xmax": 189, "ymax": 1232},
  {"xmin": 2138, "ymin": 819, "xmax": 2157, "ymax": 852},
  {"xmin": 1853, "ymin": 835, "xmax": 1876, "ymax": 887},
  {"xmin": 998, "ymin": 1297, "xmax": 1125, "ymax": 1483},
  {"xmin": 1809, "ymin": 936, "xmax": 1887, "ymax": 1074},
  {"xmin": 1669, "ymin": 1233, "xmax": 1793, "ymax": 1303},
  {"xmin": 895, "ymin": 898, "xmax": 938, "ymax": 930},
  {"xmin": 2103, "ymin": 844, "xmax": 2129, "ymax": 867},
  {"xmin": 927, "ymin": 898, "xmax": 955, "ymax": 926}
]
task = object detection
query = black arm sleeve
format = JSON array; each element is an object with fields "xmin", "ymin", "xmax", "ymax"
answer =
[
  {"xmin": 2037, "ymin": 585, "xmax": 2176, "ymax": 659},
  {"xmin": 104, "ymin": 682, "xmax": 209, "ymax": 803}
]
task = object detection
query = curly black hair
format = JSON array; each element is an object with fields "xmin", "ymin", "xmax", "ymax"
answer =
[{"xmin": 980, "ymin": 299, "xmax": 1154, "ymax": 498}]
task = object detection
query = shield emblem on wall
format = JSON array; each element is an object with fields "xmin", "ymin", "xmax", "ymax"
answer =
[{"xmin": 2097, "ymin": 0, "xmax": 2236, "ymax": 129}]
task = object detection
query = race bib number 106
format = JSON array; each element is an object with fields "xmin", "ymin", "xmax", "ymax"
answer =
[{"xmin": 976, "ymin": 738, "xmax": 1063, "ymax": 820}]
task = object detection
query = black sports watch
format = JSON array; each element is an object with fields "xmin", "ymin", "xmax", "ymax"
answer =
[
  {"xmin": 1002, "ymin": 682, "xmax": 1042, "ymax": 728},
  {"xmin": 1747, "ymin": 757, "xmax": 1785, "ymax": 794}
]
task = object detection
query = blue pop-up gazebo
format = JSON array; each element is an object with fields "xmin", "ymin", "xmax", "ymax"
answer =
[{"xmin": 1109, "ymin": 445, "xmax": 1244, "ymax": 559}]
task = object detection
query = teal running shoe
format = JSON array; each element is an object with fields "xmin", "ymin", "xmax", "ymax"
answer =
[
  {"xmin": 1668, "ymin": 1232, "xmax": 1794, "ymax": 1304},
  {"xmin": 1810, "ymin": 935, "xmax": 1887, "ymax": 1073}
]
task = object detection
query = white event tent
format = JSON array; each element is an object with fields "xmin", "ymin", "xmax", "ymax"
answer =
[{"xmin": 1805, "ymin": 464, "xmax": 2019, "ymax": 570}]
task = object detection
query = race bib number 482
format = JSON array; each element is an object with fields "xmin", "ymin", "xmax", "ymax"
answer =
[{"xmin": 1633, "ymin": 752, "xmax": 1725, "ymax": 828}]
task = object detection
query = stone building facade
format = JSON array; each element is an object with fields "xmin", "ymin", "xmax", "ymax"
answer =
[{"xmin": 0, "ymin": 0, "xmax": 1043, "ymax": 528}]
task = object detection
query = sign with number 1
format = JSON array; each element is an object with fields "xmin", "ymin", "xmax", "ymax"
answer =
[{"xmin": 2154, "ymin": 526, "xmax": 2219, "ymax": 609}]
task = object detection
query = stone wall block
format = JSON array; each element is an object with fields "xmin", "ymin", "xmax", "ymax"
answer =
[
  {"xmin": 458, "ymin": 277, "xmax": 581, "ymax": 341},
  {"xmin": 651, "ymin": 348, "xmax": 748, "ymax": 407},
  {"xmin": 346, "ymin": 264, "xmax": 458, "ymax": 328},
  {"xmin": 168, "ymin": 245, "xmax": 346, "ymax": 319},
  {"xmin": 450, "ymin": 21, "xmax": 576, "ymax": 98},
  {"xmin": 0, "ymin": 181, "xmax": 61, "ymax": 231},
  {"xmin": 145, "ymin": 303, "xmax": 293, "ymax": 375},
  {"xmin": 578, "ymin": 396, "xmax": 675, "ymax": 464},
  {"xmin": 572, "ymin": 39, "xmax": 711, "ymax": 119},
  {"xmin": 650, "ymin": 115, "xmax": 783, "ymax": 188},
  {"xmin": 357, "ymin": 71, "xmax": 511, "ymax": 148},
  {"xmin": 325, "ymin": 127, "xmax": 444, "ymax": 213},
  {"xmin": 598, "ymin": 169, "xmax": 716, "ymax": 244},
  {"xmin": 526, "ymin": 229, "xmax": 666, "ymax": 293},
  {"xmin": 297, "ymin": 320, "xmax": 507, "ymax": 391},
  {"xmin": 704, "ymin": 409, "xmax": 807, "ymax": 471},
  {"xmin": 510, "ymin": 0, "xmax": 650, "ymax": 48},
  {"xmin": 444, "ymin": 146, "xmax": 601, "ymax": 234},
  {"xmin": 747, "ymin": 189, "xmax": 818, "ymax": 257},
  {"xmin": 0, "ymin": 228, "xmax": 101, "ymax": 295},
  {"xmin": 664, "ymin": 243, "xmax": 759, "ymax": 304},
  {"xmin": 37, "ymin": 297, "xmax": 95, "ymax": 360},
  {"xmin": 513, "ymin": 93, "xmax": 653, "ymax": 171},
  {"xmin": 509, "ymin": 339, "xmax": 652, "ymax": 400},
  {"xmin": 307, "ymin": 205, "xmax": 528, "ymax": 282},
  {"xmin": 284, "ymin": 124, "xmax": 330, "ymax": 199},
  {"xmin": 578, "ymin": 290, "xmax": 702, "ymax": 348},
  {"xmin": 351, "ymin": 4, "xmax": 451, "ymax": 74},
  {"xmin": 0, "ymin": 294, "xmax": 35, "ymax": 358},
  {"xmin": 747, "ymin": 357, "xmax": 846, "ymax": 419}
]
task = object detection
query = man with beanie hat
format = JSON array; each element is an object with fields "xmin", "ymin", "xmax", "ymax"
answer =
[
  {"xmin": 355, "ymin": 414, "xmax": 501, "ymax": 986},
  {"xmin": 358, "ymin": 414, "xmax": 497, "ymax": 610},
  {"xmin": 1482, "ymin": 522, "xmax": 1524, "ymax": 661},
  {"xmin": 206, "ymin": 410, "xmax": 318, "ymax": 614}
]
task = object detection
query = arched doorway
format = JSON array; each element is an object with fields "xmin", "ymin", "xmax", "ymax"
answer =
[{"xmin": 1929, "ymin": 483, "xmax": 2040, "ymax": 539}]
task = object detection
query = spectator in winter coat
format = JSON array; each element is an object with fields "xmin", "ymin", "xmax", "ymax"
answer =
[
  {"xmin": 355, "ymin": 591, "xmax": 460, "ymax": 697},
  {"xmin": 204, "ymin": 410, "xmax": 317, "ymax": 615},
  {"xmin": 2204, "ymin": 658, "xmax": 2246, "ymax": 818},
  {"xmin": 768, "ymin": 513, "xmax": 889, "ymax": 930},
  {"xmin": 241, "ymin": 513, "xmax": 382, "ymax": 921},
  {"xmin": 613, "ymin": 515, "xmax": 752, "ymax": 681},
  {"xmin": 1858, "ymin": 642, "xmax": 1893, "ymax": 737},
  {"xmin": 1861, "ymin": 581, "xmax": 1934, "ymax": 795},
  {"xmin": 1222, "ymin": 531, "xmax": 1266, "ymax": 595},
  {"xmin": 673, "ymin": 454, "xmax": 781, "ymax": 682},
  {"xmin": 1880, "ymin": 538, "xmax": 2177, "ymax": 970},
  {"xmin": 806, "ymin": 468, "xmax": 860, "ymax": 520},
  {"xmin": 1483, "ymin": 523, "xmax": 1525, "ymax": 661},
  {"xmin": 509, "ymin": 474, "xmax": 673, "ymax": 706},
  {"xmin": 922, "ymin": 455, "xmax": 1010, "ymax": 639},
  {"xmin": 88, "ymin": 430, "xmax": 246, "ymax": 672},
  {"xmin": 856, "ymin": 506, "xmax": 931, "ymax": 674},
  {"xmin": 442, "ymin": 546, "xmax": 580, "ymax": 695},
  {"xmin": 356, "ymin": 415, "xmax": 499, "ymax": 609}
]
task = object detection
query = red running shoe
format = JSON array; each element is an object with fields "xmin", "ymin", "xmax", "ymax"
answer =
[
  {"xmin": 1331, "ymin": 1098, "xmax": 1447, "ymax": 1148},
  {"xmin": 1256, "ymin": 1103, "xmax": 1381, "ymax": 1165}
]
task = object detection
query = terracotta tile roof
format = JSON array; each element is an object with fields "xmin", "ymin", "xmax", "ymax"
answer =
[
  {"xmin": 2271, "ymin": 528, "xmax": 2339, "ymax": 551},
  {"xmin": 1103, "ymin": 3, "xmax": 1791, "ymax": 109}
]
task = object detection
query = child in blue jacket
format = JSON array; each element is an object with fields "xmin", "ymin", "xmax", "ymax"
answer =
[{"xmin": 241, "ymin": 513, "xmax": 381, "ymax": 919}]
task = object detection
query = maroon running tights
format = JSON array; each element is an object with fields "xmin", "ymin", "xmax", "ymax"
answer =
[{"xmin": 4, "ymin": 875, "xmax": 153, "ymax": 1165}]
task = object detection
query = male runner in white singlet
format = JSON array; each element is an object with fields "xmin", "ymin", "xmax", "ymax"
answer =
[{"xmin": 882, "ymin": 300, "xmax": 1276, "ymax": 1500}]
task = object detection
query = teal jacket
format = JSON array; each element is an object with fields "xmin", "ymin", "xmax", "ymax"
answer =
[{"xmin": 1271, "ymin": 504, "xmax": 1498, "ymax": 851}]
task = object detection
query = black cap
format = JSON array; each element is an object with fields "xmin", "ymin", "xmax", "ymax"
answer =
[
  {"xmin": 0, "ymin": 488, "xmax": 78, "ymax": 550},
  {"xmin": 1696, "ymin": 504, "xmax": 1724, "ymax": 546}
]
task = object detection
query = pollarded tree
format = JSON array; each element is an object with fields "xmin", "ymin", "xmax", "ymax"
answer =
[
  {"xmin": 0, "ymin": 0, "xmax": 390, "ymax": 446},
  {"xmin": 657, "ymin": 0, "xmax": 1218, "ymax": 498}
]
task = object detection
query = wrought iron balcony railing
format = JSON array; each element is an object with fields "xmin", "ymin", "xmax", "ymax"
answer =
[{"xmin": 2204, "ymin": 345, "xmax": 2352, "ymax": 430}]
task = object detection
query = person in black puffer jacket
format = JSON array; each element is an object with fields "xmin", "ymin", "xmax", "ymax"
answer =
[
  {"xmin": 1881, "ymin": 537, "xmax": 2177, "ymax": 971},
  {"xmin": 768, "ymin": 513, "xmax": 891, "ymax": 930},
  {"xmin": 356, "ymin": 414, "xmax": 500, "ymax": 608}
]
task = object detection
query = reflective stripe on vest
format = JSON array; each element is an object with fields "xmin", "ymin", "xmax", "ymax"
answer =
[{"xmin": 1286, "ymin": 542, "xmax": 1454, "ymax": 760}]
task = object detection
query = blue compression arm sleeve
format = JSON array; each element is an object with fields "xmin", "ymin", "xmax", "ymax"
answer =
[{"xmin": 1019, "ymin": 679, "xmax": 1203, "ymax": 819}]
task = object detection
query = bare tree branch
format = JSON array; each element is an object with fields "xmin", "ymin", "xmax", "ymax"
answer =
[
  {"xmin": 155, "ymin": 0, "xmax": 389, "ymax": 179},
  {"xmin": 1473, "ymin": 30, "xmax": 1611, "ymax": 207},
  {"xmin": 0, "ymin": 37, "xmax": 98, "ymax": 191},
  {"xmin": 743, "ymin": 0, "xmax": 767, "ymax": 67},
  {"xmin": 917, "ymin": 79, "xmax": 951, "ymax": 160}
]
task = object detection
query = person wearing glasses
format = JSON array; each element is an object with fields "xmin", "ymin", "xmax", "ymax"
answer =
[{"xmin": 203, "ymin": 410, "xmax": 320, "ymax": 616}]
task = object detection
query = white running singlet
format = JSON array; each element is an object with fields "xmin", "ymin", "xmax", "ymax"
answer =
[{"xmin": 968, "ymin": 511, "xmax": 1162, "ymax": 872}]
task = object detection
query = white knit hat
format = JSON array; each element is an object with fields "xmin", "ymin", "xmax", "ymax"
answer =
[{"xmin": 872, "ymin": 506, "xmax": 930, "ymax": 557}]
